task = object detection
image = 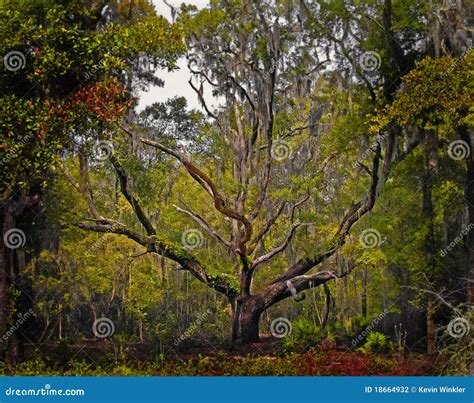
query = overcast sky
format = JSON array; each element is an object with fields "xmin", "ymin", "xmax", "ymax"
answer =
[{"xmin": 137, "ymin": 0, "xmax": 211, "ymax": 111}]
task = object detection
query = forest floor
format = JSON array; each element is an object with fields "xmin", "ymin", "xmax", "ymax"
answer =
[{"xmin": 1, "ymin": 339, "xmax": 447, "ymax": 376}]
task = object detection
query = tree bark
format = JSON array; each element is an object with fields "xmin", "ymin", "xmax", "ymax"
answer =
[
  {"xmin": 422, "ymin": 129, "xmax": 438, "ymax": 354},
  {"xmin": 361, "ymin": 267, "xmax": 368, "ymax": 318},
  {"xmin": 231, "ymin": 297, "xmax": 262, "ymax": 344},
  {"xmin": 426, "ymin": 293, "xmax": 436, "ymax": 354},
  {"xmin": 0, "ymin": 196, "xmax": 29, "ymax": 364}
]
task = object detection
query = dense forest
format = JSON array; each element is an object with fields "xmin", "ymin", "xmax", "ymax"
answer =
[{"xmin": 0, "ymin": 0, "xmax": 472, "ymax": 376}]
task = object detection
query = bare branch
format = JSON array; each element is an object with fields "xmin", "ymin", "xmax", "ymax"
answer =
[
  {"xmin": 250, "ymin": 195, "xmax": 309, "ymax": 257},
  {"xmin": 118, "ymin": 122, "xmax": 253, "ymax": 255},
  {"xmin": 286, "ymin": 279, "xmax": 305, "ymax": 302},
  {"xmin": 188, "ymin": 67, "xmax": 220, "ymax": 87},
  {"xmin": 249, "ymin": 201, "xmax": 287, "ymax": 254},
  {"xmin": 109, "ymin": 154, "xmax": 156, "ymax": 236},
  {"xmin": 75, "ymin": 218, "xmax": 236, "ymax": 298},
  {"xmin": 188, "ymin": 78, "xmax": 219, "ymax": 120},
  {"xmin": 251, "ymin": 222, "xmax": 311, "ymax": 270},
  {"xmin": 267, "ymin": 138, "xmax": 382, "ymax": 285},
  {"xmin": 173, "ymin": 203, "xmax": 232, "ymax": 248}
]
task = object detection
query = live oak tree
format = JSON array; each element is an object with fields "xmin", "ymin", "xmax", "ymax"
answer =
[{"xmin": 72, "ymin": 0, "xmax": 453, "ymax": 343}]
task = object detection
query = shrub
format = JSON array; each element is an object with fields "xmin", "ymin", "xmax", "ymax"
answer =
[
  {"xmin": 358, "ymin": 331, "xmax": 387, "ymax": 354},
  {"xmin": 282, "ymin": 318, "xmax": 323, "ymax": 350}
]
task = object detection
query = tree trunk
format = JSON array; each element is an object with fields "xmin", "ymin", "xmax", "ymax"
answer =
[
  {"xmin": 426, "ymin": 293, "xmax": 436, "ymax": 354},
  {"xmin": 459, "ymin": 127, "xmax": 474, "ymax": 305},
  {"xmin": 422, "ymin": 129, "xmax": 438, "ymax": 354},
  {"xmin": 361, "ymin": 267, "xmax": 368, "ymax": 318},
  {"xmin": 0, "ymin": 198, "xmax": 26, "ymax": 365},
  {"xmin": 231, "ymin": 297, "xmax": 262, "ymax": 344}
]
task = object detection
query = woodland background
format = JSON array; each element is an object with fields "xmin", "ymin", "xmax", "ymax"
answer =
[{"xmin": 0, "ymin": 0, "xmax": 473, "ymax": 375}]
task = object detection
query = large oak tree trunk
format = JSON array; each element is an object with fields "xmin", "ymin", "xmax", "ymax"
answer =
[{"xmin": 231, "ymin": 297, "xmax": 262, "ymax": 344}]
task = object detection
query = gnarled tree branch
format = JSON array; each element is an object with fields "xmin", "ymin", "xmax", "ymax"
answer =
[
  {"xmin": 75, "ymin": 218, "xmax": 236, "ymax": 298},
  {"xmin": 173, "ymin": 202, "xmax": 232, "ymax": 249},
  {"xmin": 109, "ymin": 154, "xmax": 156, "ymax": 236},
  {"xmin": 267, "ymin": 138, "xmax": 382, "ymax": 287}
]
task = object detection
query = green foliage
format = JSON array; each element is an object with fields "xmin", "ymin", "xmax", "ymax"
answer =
[
  {"xmin": 0, "ymin": 349, "xmax": 441, "ymax": 376},
  {"xmin": 283, "ymin": 318, "xmax": 324, "ymax": 350},
  {"xmin": 358, "ymin": 332, "xmax": 387, "ymax": 354},
  {"xmin": 0, "ymin": 0, "xmax": 184, "ymax": 193}
]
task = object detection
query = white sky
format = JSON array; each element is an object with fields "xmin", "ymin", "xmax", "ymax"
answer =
[{"xmin": 137, "ymin": 0, "xmax": 211, "ymax": 112}]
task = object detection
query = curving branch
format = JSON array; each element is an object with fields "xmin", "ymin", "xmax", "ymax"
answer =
[
  {"xmin": 256, "ymin": 270, "xmax": 339, "ymax": 309},
  {"xmin": 188, "ymin": 67, "xmax": 220, "ymax": 87},
  {"xmin": 118, "ymin": 122, "xmax": 253, "ymax": 255},
  {"xmin": 267, "ymin": 138, "xmax": 382, "ymax": 286},
  {"xmin": 173, "ymin": 202, "xmax": 232, "ymax": 249},
  {"xmin": 249, "ymin": 195, "xmax": 309, "ymax": 258},
  {"xmin": 109, "ymin": 154, "xmax": 156, "ymax": 236},
  {"xmin": 249, "ymin": 201, "xmax": 287, "ymax": 254},
  {"xmin": 251, "ymin": 222, "xmax": 309, "ymax": 270},
  {"xmin": 188, "ymin": 78, "xmax": 219, "ymax": 120},
  {"xmin": 75, "ymin": 218, "xmax": 236, "ymax": 298},
  {"xmin": 286, "ymin": 279, "xmax": 305, "ymax": 302}
]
